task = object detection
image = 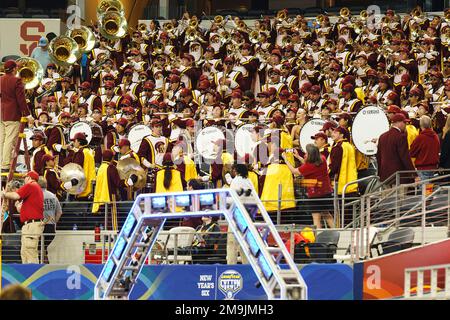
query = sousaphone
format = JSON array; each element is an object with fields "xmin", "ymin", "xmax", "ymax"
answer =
[
  {"xmin": 66, "ymin": 26, "xmax": 96, "ymax": 54},
  {"xmin": 16, "ymin": 57, "xmax": 44, "ymax": 90}
]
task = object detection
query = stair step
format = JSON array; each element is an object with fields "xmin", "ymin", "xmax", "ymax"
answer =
[{"xmin": 267, "ymin": 247, "xmax": 282, "ymax": 253}]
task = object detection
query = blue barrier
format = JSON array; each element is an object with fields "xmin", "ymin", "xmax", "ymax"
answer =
[{"xmin": 1, "ymin": 264, "xmax": 353, "ymax": 300}]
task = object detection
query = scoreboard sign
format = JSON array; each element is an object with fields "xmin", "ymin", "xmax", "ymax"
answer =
[{"xmin": 0, "ymin": 19, "xmax": 61, "ymax": 57}]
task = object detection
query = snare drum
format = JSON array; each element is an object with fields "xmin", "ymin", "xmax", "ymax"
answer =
[
  {"xmin": 128, "ymin": 124, "xmax": 152, "ymax": 153},
  {"xmin": 69, "ymin": 121, "xmax": 103, "ymax": 146},
  {"xmin": 351, "ymin": 106, "xmax": 389, "ymax": 156},
  {"xmin": 196, "ymin": 126, "xmax": 225, "ymax": 160}
]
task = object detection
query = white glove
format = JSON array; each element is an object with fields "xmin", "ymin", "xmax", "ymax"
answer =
[
  {"xmin": 63, "ymin": 181, "xmax": 72, "ymax": 190},
  {"xmin": 168, "ymin": 113, "xmax": 177, "ymax": 121},
  {"xmin": 113, "ymin": 146, "xmax": 120, "ymax": 153},
  {"xmin": 142, "ymin": 158, "xmax": 153, "ymax": 169},
  {"xmin": 225, "ymin": 173, "xmax": 232, "ymax": 185},
  {"xmin": 119, "ymin": 154, "xmax": 131, "ymax": 161},
  {"xmin": 201, "ymin": 175, "xmax": 210, "ymax": 182},
  {"xmin": 127, "ymin": 178, "xmax": 134, "ymax": 186}
]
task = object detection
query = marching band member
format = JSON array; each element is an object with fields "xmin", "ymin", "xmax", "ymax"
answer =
[
  {"xmin": 47, "ymin": 112, "xmax": 71, "ymax": 166},
  {"xmin": 137, "ymin": 118, "xmax": 168, "ymax": 168},
  {"xmin": 42, "ymin": 154, "xmax": 63, "ymax": 200},
  {"xmin": 155, "ymin": 153, "xmax": 184, "ymax": 193},
  {"xmin": 63, "ymin": 132, "xmax": 96, "ymax": 200},
  {"xmin": 30, "ymin": 131, "xmax": 52, "ymax": 175},
  {"xmin": 77, "ymin": 81, "xmax": 102, "ymax": 115},
  {"xmin": 117, "ymin": 138, "xmax": 140, "ymax": 162}
]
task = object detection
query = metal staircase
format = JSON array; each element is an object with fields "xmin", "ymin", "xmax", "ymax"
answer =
[{"xmin": 94, "ymin": 188, "xmax": 307, "ymax": 300}]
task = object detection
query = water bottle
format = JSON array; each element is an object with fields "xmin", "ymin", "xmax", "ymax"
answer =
[{"xmin": 72, "ymin": 224, "xmax": 78, "ymax": 231}]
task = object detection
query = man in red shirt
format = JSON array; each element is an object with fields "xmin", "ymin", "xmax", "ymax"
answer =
[
  {"xmin": 1, "ymin": 170, "xmax": 44, "ymax": 263},
  {"xmin": 409, "ymin": 115, "xmax": 440, "ymax": 181},
  {"xmin": 0, "ymin": 60, "xmax": 31, "ymax": 172}
]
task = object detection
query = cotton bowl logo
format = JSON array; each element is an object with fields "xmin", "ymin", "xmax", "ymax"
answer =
[{"xmin": 218, "ymin": 270, "xmax": 243, "ymax": 300}]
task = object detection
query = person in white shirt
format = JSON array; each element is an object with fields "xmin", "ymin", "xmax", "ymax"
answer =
[{"xmin": 226, "ymin": 164, "xmax": 256, "ymax": 265}]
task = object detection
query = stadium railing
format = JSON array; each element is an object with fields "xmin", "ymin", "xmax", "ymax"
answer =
[{"xmin": 404, "ymin": 263, "xmax": 450, "ymax": 299}]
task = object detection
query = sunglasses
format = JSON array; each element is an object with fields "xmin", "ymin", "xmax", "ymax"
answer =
[
  {"xmin": 144, "ymin": 89, "xmax": 152, "ymax": 92},
  {"xmin": 105, "ymin": 87, "xmax": 113, "ymax": 90},
  {"xmin": 242, "ymin": 98, "xmax": 250, "ymax": 102},
  {"xmin": 225, "ymin": 62, "xmax": 233, "ymax": 65}
]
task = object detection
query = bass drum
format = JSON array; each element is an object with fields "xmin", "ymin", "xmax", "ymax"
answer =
[
  {"xmin": 299, "ymin": 119, "xmax": 330, "ymax": 152},
  {"xmin": 69, "ymin": 121, "xmax": 103, "ymax": 146},
  {"xmin": 235, "ymin": 124, "xmax": 259, "ymax": 158},
  {"xmin": 196, "ymin": 126, "xmax": 225, "ymax": 160},
  {"xmin": 128, "ymin": 124, "xmax": 152, "ymax": 153},
  {"xmin": 351, "ymin": 106, "xmax": 390, "ymax": 156}
]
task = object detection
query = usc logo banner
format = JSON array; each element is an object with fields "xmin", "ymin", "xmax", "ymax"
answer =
[{"xmin": 0, "ymin": 19, "xmax": 61, "ymax": 57}]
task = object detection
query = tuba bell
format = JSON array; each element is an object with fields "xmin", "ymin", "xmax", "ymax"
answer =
[
  {"xmin": 138, "ymin": 22, "xmax": 148, "ymax": 32},
  {"xmin": 97, "ymin": 0, "xmax": 123, "ymax": 16},
  {"xmin": 98, "ymin": 10, "xmax": 128, "ymax": 40},
  {"xmin": 189, "ymin": 19, "xmax": 199, "ymax": 28},
  {"xmin": 340, "ymin": 7, "xmax": 350, "ymax": 18},
  {"xmin": 249, "ymin": 30, "xmax": 259, "ymax": 44},
  {"xmin": 116, "ymin": 158, "xmax": 147, "ymax": 190},
  {"xmin": 282, "ymin": 35, "xmax": 292, "ymax": 46},
  {"xmin": 163, "ymin": 22, "xmax": 174, "ymax": 33},
  {"xmin": 153, "ymin": 41, "xmax": 164, "ymax": 55},
  {"xmin": 48, "ymin": 36, "xmax": 81, "ymax": 67},
  {"xmin": 277, "ymin": 10, "xmax": 287, "ymax": 21},
  {"xmin": 221, "ymin": 30, "xmax": 231, "ymax": 44},
  {"xmin": 66, "ymin": 26, "xmax": 96, "ymax": 54},
  {"xmin": 412, "ymin": 7, "xmax": 423, "ymax": 18},
  {"xmin": 185, "ymin": 26, "xmax": 198, "ymax": 42},
  {"xmin": 60, "ymin": 163, "xmax": 86, "ymax": 195},
  {"xmin": 360, "ymin": 10, "xmax": 368, "ymax": 20},
  {"xmin": 16, "ymin": 57, "xmax": 44, "ymax": 90},
  {"xmin": 214, "ymin": 15, "xmax": 224, "ymax": 25}
]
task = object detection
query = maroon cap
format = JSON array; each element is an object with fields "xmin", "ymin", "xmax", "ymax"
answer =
[
  {"xmin": 118, "ymin": 138, "xmax": 131, "ymax": 148},
  {"xmin": 366, "ymin": 69, "xmax": 377, "ymax": 77},
  {"xmin": 387, "ymin": 105, "xmax": 402, "ymax": 114},
  {"xmin": 61, "ymin": 77, "xmax": 71, "ymax": 83},
  {"xmin": 30, "ymin": 132, "xmax": 45, "ymax": 141},
  {"xmin": 267, "ymin": 87, "xmax": 277, "ymax": 96},
  {"xmin": 257, "ymin": 91, "xmax": 270, "ymax": 98},
  {"xmin": 378, "ymin": 75, "xmax": 390, "ymax": 83},
  {"xmin": 186, "ymin": 119, "xmax": 195, "ymax": 127},
  {"xmin": 334, "ymin": 126, "xmax": 349, "ymax": 136},
  {"xmin": 106, "ymin": 101, "xmax": 117, "ymax": 109},
  {"xmin": 242, "ymin": 43, "xmax": 252, "ymax": 50},
  {"xmin": 129, "ymin": 49, "xmax": 140, "ymax": 56},
  {"xmin": 183, "ymin": 54, "xmax": 195, "ymax": 62},
  {"xmin": 391, "ymin": 113, "xmax": 410, "ymax": 123},
  {"xmin": 400, "ymin": 74, "xmax": 411, "ymax": 86},
  {"xmin": 71, "ymin": 132, "xmax": 87, "ymax": 141},
  {"xmin": 409, "ymin": 88, "xmax": 422, "ymax": 96},
  {"xmin": 198, "ymin": 80, "xmax": 210, "ymax": 90},
  {"xmin": 279, "ymin": 90, "xmax": 290, "ymax": 98},
  {"xmin": 269, "ymin": 68, "xmax": 281, "ymax": 75},
  {"xmin": 341, "ymin": 84, "xmax": 354, "ymax": 93},
  {"xmin": 288, "ymin": 94, "xmax": 299, "ymax": 102},
  {"xmin": 117, "ymin": 117, "xmax": 128, "ymax": 127},
  {"xmin": 300, "ymin": 82, "xmax": 313, "ymax": 93},
  {"xmin": 120, "ymin": 99, "xmax": 132, "ymax": 107},
  {"xmin": 4, "ymin": 60, "xmax": 17, "ymax": 72},
  {"xmin": 231, "ymin": 91, "xmax": 242, "ymax": 99},
  {"xmin": 180, "ymin": 88, "xmax": 192, "ymax": 97},
  {"xmin": 79, "ymin": 81, "xmax": 91, "ymax": 89},
  {"xmin": 286, "ymin": 107, "xmax": 298, "ymax": 114},
  {"xmin": 26, "ymin": 170, "xmax": 39, "ymax": 181},
  {"xmin": 336, "ymin": 38, "xmax": 347, "ymax": 45},
  {"xmin": 102, "ymin": 150, "xmax": 114, "ymax": 161},
  {"xmin": 122, "ymin": 106, "xmax": 135, "ymax": 114},
  {"xmin": 310, "ymin": 85, "xmax": 321, "ymax": 94},
  {"xmin": 59, "ymin": 112, "xmax": 71, "ymax": 119},
  {"xmin": 144, "ymin": 81, "xmax": 155, "ymax": 90},
  {"xmin": 169, "ymin": 74, "xmax": 181, "ymax": 83},
  {"xmin": 311, "ymin": 132, "xmax": 328, "ymax": 140},
  {"xmin": 342, "ymin": 75, "xmax": 355, "ymax": 85},
  {"xmin": 248, "ymin": 109, "xmax": 259, "ymax": 117},
  {"xmin": 387, "ymin": 91, "xmax": 398, "ymax": 101},
  {"xmin": 271, "ymin": 49, "xmax": 282, "ymax": 58},
  {"xmin": 42, "ymin": 154, "xmax": 55, "ymax": 163},
  {"xmin": 325, "ymin": 98, "xmax": 337, "ymax": 105},
  {"xmin": 320, "ymin": 121, "xmax": 338, "ymax": 132}
]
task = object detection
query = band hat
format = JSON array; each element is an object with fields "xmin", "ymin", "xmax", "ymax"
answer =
[
  {"xmin": 71, "ymin": 132, "xmax": 87, "ymax": 141},
  {"xmin": 118, "ymin": 138, "xmax": 131, "ymax": 148},
  {"xmin": 117, "ymin": 118, "xmax": 128, "ymax": 127},
  {"xmin": 391, "ymin": 113, "xmax": 410, "ymax": 123},
  {"xmin": 311, "ymin": 132, "xmax": 328, "ymax": 140},
  {"xmin": 42, "ymin": 154, "xmax": 55, "ymax": 163}
]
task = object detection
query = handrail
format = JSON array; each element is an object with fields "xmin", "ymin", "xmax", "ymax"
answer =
[
  {"xmin": 377, "ymin": 169, "xmax": 450, "ymax": 190},
  {"xmin": 404, "ymin": 263, "xmax": 450, "ymax": 299},
  {"xmin": 340, "ymin": 175, "xmax": 380, "ymax": 228}
]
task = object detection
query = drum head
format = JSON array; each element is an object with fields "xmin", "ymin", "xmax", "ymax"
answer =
[
  {"xmin": 299, "ymin": 119, "xmax": 326, "ymax": 152},
  {"xmin": 235, "ymin": 124, "xmax": 257, "ymax": 158},
  {"xmin": 128, "ymin": 124, "xmax": 152, "ymax": 153},
  {"xmin": 20, "ymin": 128, "xmax": 34, "ymax": 152},
  {"xmin": 352, "ymin": 106, "xmax": 390, "ymax": 155},
  {"xmin": 196, "ymin": 127, "xmax": 225, "ymax": 160},
  {"xmin": 69, "ymin": 122, "xmax": 93, "ymax": 144}
]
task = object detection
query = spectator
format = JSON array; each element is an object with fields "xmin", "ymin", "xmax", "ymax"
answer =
[
  {"xmin": 181, "ymin": 179, "xmax": 204, "ymax": 228},
  {"xmin": 0, "ymin": 60, "xmax": 31, "ymax": 172},
  {"xmin": 283, "ymin": 144, "xmax": 334, "ymax": 228},
  {"xmin": 155, "ymin": 153, "xmax": 183, "ymax": 193},
  {"xmin": 0, "ymin": 284, "xmax": 32, "ymax": 300},
  {"xmin": 439, "ymin": 115, "xmax": 450, "ymax": 170},
  {"xmin": 30, "ymin": 37, "xmax": 52, "ymax": 70},
  {"xmin": 377, "ymin": 113, "xmax": 416, "ymax": 184},
  {"xmin": 1, "ymin": 180, "xmax": 21, "ymax": 233},
  {"xmin": 1, "ymin": 171, "xmax": 44, "ymax": 264},
  {"xmin": 37, "ymin": 177, "xmax": 63, "ymax": 264},
  {"xmin": 191, "ymin": 215, "xmax": 221, "ymax": 264},
  {"xmin": 409, "ymin": 115, "xmax": 440, "ymax": 181}
]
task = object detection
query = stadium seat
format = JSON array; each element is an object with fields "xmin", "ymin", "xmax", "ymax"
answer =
[
  {"xmin": 306, "ymin": 230, "xmax": 340, "ymax": 263},
  {"xmin": 31, "ymin": 14, "xmax": 49, "ymax": 18},
  {"xmin": 371, "ymin": 227, "xmax": 415, "ymax": 256},
  {"xmin": 163, "ymin": 226, "xmax": 196, "ymax": 264},
  {"xmin": 5, "ymin": 13, "xmax": 24, "ymax": 18}
]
